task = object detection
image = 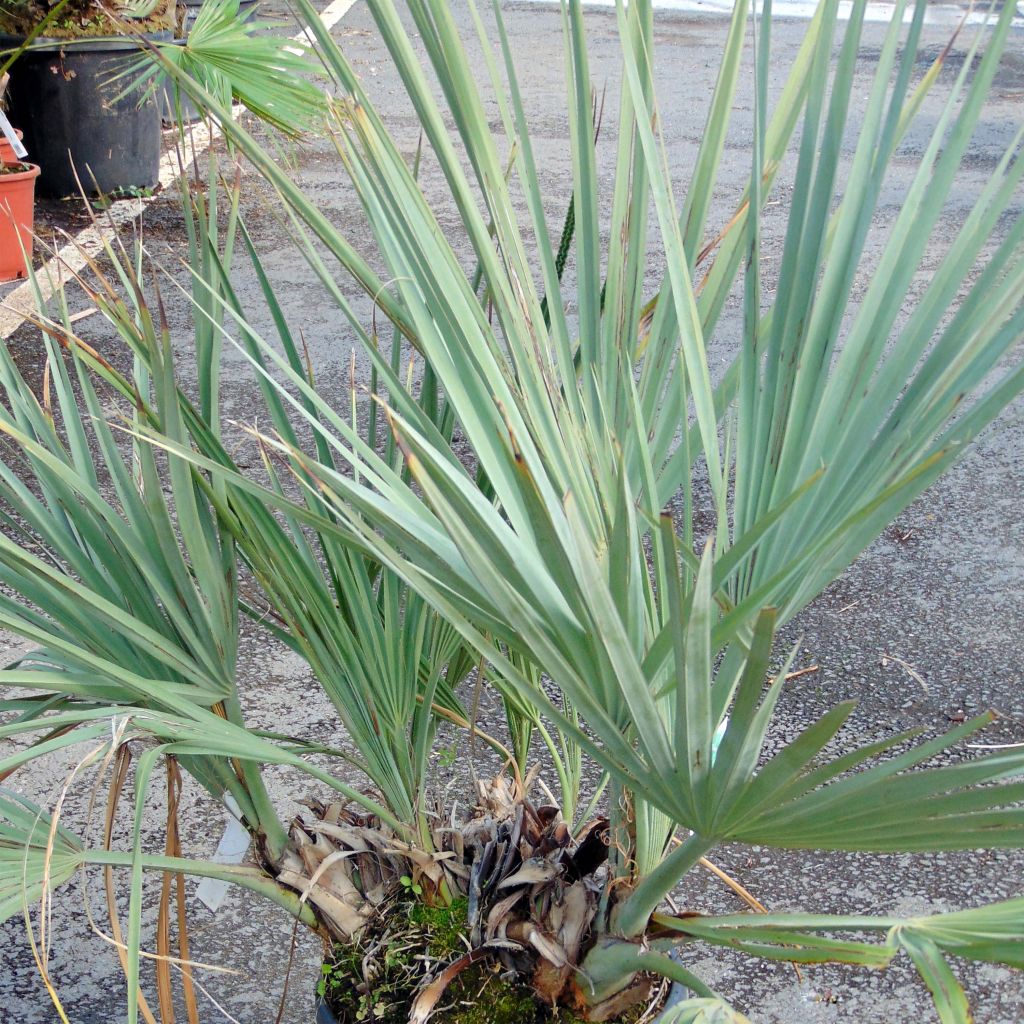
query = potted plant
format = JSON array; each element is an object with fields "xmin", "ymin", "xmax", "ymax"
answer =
[
  {"xmin": 1, "ymin": 0, "xmax": 1023, "ymax": 1022},
  {"xmin": 0, "ymin": 0, "xmax": 175, "ymax": 196},
  {"xmin": 0, "ymin": 71, "xmax": 24, "ymax": 162},
  {"xmin": 0, "ymin": 67, "xmax": 36, "ymax": 282},
  {"xmin": 0, "ymin": 71, "xmax": 23, "ymax": 162},
  {"xmin": 0, "ymin": 157, "xmax": 39, "ymax": 280}
]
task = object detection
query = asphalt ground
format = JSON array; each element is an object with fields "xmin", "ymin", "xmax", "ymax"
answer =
[{"xmin": 1, "ymin": 3, "xmax": 1023, "ymax": 1022}]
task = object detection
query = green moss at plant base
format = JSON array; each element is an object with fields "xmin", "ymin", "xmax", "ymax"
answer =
[
  {"xmin": 319, "ymin": 898, "xmax": 462, "ymax": 1024},
  {"xmin": 322, "ymin": 956, "xmax": 586, "ymax": 1024},
  {"xmin": 408, "ymin": 897, "xmax": 470, "ymax": 960},
  {"xmin": 418, "ymin": 967, "xmax": 541, "ymax": 1024},
  {"xmin": 318, "ymin": 898, "xmax": 646, "ymax": 1024}
]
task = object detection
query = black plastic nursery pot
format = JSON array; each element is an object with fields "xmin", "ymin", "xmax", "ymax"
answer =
[{"xmin": 3, "ymin": 34, "xmax": 166, "ymax": 198}]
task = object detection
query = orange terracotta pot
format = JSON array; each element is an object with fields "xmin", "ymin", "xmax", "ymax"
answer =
[
  {"xmin": 0, "ymin": 161, "xmax": 39, "ymax": 283},
  {"xmin": 0, "ymin": 128, "xmax": 24, "ymax": 164}
]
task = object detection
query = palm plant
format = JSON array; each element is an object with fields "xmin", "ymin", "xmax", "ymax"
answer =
[{"xmin": 1, "ymin": 0, "xmax": 1024, "ymax": 1022}]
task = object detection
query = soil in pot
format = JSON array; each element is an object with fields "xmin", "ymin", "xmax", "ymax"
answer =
[
  {"xmin": 0, "ymin": 0, "xmax": 174, "ymax": 39},
  {"xmin": 0, "ymin": 160, "xmax": 40, "ymax": 282},
  {"xmin": 3, "ymin": 37, "xmax": 164, "ymax": 197},
  {"xmin": 317, "ymin": 898, "xmax": 663, "ymax": 1024}
]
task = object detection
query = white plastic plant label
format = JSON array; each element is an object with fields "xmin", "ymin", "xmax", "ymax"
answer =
[
  {"xmin": 0, "ymin": 110, "xmax": 27, "ymax": 160},
  {"xmin": 195, "ymin": 793, "xmax": 251, "ymax": 913}
]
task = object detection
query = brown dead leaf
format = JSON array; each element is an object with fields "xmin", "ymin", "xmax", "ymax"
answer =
[
  {"xmin": 497, "ymin": 857, "xmax": 563, "ymax": 890},
  {"xmin": 409, "ymin": 948, "xmax": 490, "ymax": 1024}
]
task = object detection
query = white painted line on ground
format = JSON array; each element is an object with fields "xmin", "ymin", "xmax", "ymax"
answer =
[
  {"xmin": 293, "ymin": 0, "xmax": 358, "ymax": 46},
  {"xmin": 0, "ymin": 0, "xmax": 359, "ymax": 340},
  {"xmin": 513, "ymin": 0, "xmax": 1022, "ymax": 28}
]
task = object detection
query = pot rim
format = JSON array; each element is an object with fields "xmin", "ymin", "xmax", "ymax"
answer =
[
  {"xmin": 0, "ymin": 161, "xmax": 40, "ymax": 182},
  {"xmin": 0, "ymin": 30, "xmax": 172, "ymax": 52}
]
